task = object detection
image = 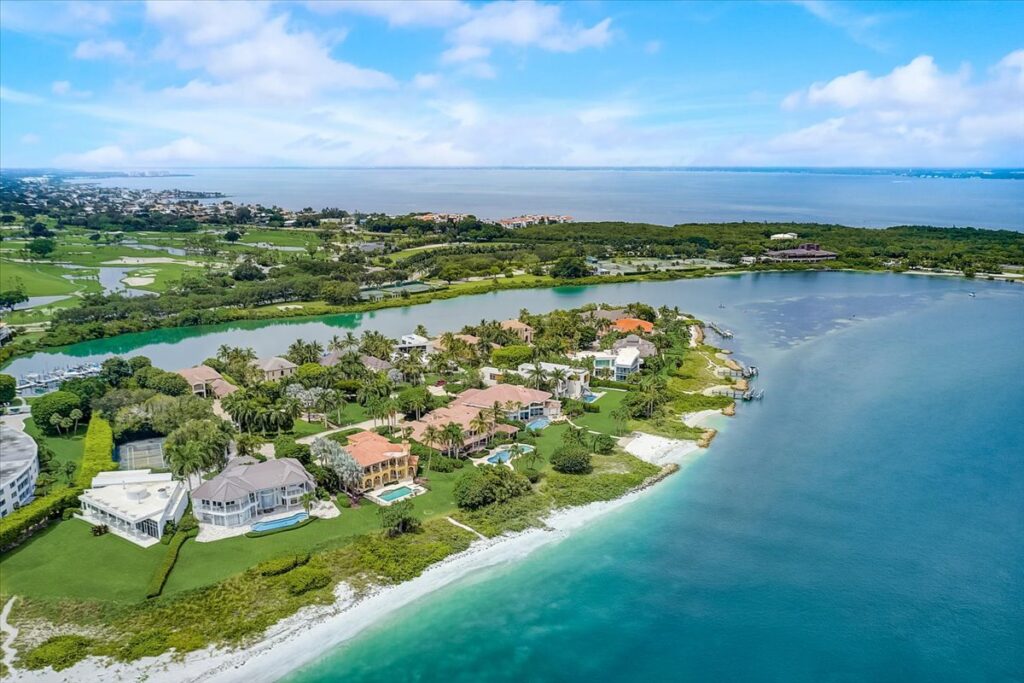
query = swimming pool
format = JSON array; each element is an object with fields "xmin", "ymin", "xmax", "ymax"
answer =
[
  {"xmin": 526, "ymin": 417, "xmax": 550, "ymax": 431},
  {"xmin": 251, "ymin": 512, "xmax": 307, "ymax": 532},
  {"xmin": 487, "ymin": 444, "xmax": 536, "ymax": 464},
  {"xmin": 582, "ymin": 393, "xmax": 599, "ymax": 403},
  {"xmin": 379, "ymin": 486, "xmax": 414, "ymax": 502}
]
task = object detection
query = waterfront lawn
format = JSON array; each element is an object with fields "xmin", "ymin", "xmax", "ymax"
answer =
[
  {"xmin": 573, "ymin": 390, "xmax": 628, "ymax": 435},
  {"xmin": 0, "ymin": 519, "xmax": 166, "ymax": 603},
  {"xmin": 23, "ymin": 418, "xmax": 86, "ymax": 468}
]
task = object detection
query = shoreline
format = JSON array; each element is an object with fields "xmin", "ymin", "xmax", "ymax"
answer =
[{"xmin": 6, "ymin": 435, "xmax": 704, "ymax": 683}]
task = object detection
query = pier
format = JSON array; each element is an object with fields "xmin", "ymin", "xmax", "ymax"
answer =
[
  {"xmin": 709, "ymin": 387, "xmax": 765, "ymax": 401},
  {"xmin": 706, "ymin": 322, "xmax": 733, "ymax": 338}
]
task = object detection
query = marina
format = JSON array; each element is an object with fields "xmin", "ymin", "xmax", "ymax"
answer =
[{"xmin": 14, "ymin": 363, "xmax": 102, "ymax": 396}]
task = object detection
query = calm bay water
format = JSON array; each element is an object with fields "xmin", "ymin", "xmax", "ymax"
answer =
[
  {"xmin": 85, "ymin": 168, "xmax": 1024, "ymax": 230},
  {"xmin": 278, "ymin": 274, "xmax": 1023, "ymax": 683}
]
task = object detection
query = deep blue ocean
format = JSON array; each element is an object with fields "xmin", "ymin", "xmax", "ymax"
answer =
[
  {"xmin": 256, "ymin": 273, "xmax": 1023, "ymax": 683},
  {"xmin": 82, "ymin": 167, "xmax": 1024, "ymax": 230}
]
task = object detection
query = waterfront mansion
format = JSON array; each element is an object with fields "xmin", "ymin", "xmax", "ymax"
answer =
[
  {"xmin": 192, "ymin": 457, "xmax": 315, "ymax": 528},
  {"xmin": 342, "ymin": 431, "xmax": 418, "ymax": 492}
]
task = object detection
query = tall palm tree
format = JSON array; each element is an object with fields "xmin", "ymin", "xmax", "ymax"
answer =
[
  {"xmin": 527, "ymin": 363, "xmax": 547, "ymax": 390},
  {"xmin": 422, "ymin": 425, "xmax": 441, "ymax": 473},
  {"xmin": 470, "ymin": 413, "xmax": 491, "ymax": 447},
  {"xmin": 547, "ymin": 367, "xmax": 568, "ymax": 397},
  {"xmin": 442, "ymin": 422, "xmax": 465, "ymax": 457}
]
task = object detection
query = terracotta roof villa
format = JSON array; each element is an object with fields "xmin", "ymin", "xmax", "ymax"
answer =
[
  {"xmin": 343, "ymin": 431, "xmax": 418, "ymax": 492},
  {"xmin": 175, "ymin": 365, "xmax": 238, "ymax": 399},
  {"xmin": 612, "ymin": 318, "xmax": 655, "ymax": 334},
  {"xmin": 407, "ymin": 384, "xmax": 560, "ymax": 453},
  {"xmin": 192, "ymin": 457, "xmax": 314, "ymax": 528},
  {"xmin": 764, "ymin": 243, "xmax": 837, "ymax": 263}
]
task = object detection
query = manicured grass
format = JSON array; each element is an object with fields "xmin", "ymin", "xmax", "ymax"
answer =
[
  {"xmin": 237, "ymin": 228, "xmax": 318, "ymax": 248},
  {"xmin": 334, "ymin": 401, "xmax": 369, "ymax": 426},
  {"xmin": 0, "ymin": 259, "xmax": 80, "ymax": 296},
  {"xmin": 23, "ymin": 418, "xmax": 86, "ymax": 468},
  {"xmin": 0, "ymin": 520, "xmax": 166, "ymax": 603},
  {"xmin": 125, "ymin": 263, "xmax": 193, "ymax": 293},
  {"xmin": 290, "ymin": 418, "xmax": 332, "ymax": 437},
  {"xmin": 573, "ymin": 390, "xmax": 628, "ymax": 435}
]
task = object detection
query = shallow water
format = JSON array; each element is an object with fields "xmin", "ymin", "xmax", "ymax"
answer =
[{"xmin": 279, "ymin": 274, "xmax": 1023, "ymax": 682}]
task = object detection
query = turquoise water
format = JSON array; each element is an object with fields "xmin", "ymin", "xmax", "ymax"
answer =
[
  {"xmin": 378, "ymin": 487, "xmax": 413, "ymax": 503},
  {"xmin": 251, "ymin": 512, "xmax": 307, "ymax": 532},
  {"xmin": 526, "ymin": 417, "xmax": 551, "ymax": 431},
  {"xmin": 282, "ymin": 275, "xmax": 1023, "ymax": 682},
  {"xmin": 488, "ymin": 444, "xmax": 536, "ymax": 464}
]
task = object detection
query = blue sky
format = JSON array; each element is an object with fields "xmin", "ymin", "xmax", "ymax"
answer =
[{"xmin": 1, "ymin": 1, "xmax": 1022, "ymax": 168}]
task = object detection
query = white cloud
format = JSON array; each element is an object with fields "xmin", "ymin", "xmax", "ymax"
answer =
[
  {"xmin": 0, "ymin": 87, "xmax": 44, "ymax": 105},
  {"xmin": 792, "ymin": 0, "xmax": 889, "ymax": 51},
  {"xmin": 147, "ymin": 2, "xmax": 395, "ymax": 101},
  {"xmin": 307, "ymin": 1, "xmax": 471, "ymax": 27},
  {"xmin": 440, "ymin": 44, "xmax": 490, "ymax": 64},
  {"xmin": 20, "ymin": 133, "xmax": 41, "ymax": 145},
  {"xmin": 412, "ymin": 73, "xmax": 442, "ymax": 90},
  {"xmin": 74, "ymin": 39, "xmax": 132, "ymax": 61},
  {"xmin": 741, "ymin": 51, "xmax": 1024, "ymax": 165},
  {"xmin": 51, "ymin": 81, "xmax": 72, "ymax": 96},
  {"xmin": 449, "ymin": 2, "xmax": 612, "ymax": 54},
  {"xmin": 56, "ymin": 144, "xmax": 128, "ymax": 167},
  {"xmin": 0, "ymin": 1, "xmax": 113, "ymax": 35}
]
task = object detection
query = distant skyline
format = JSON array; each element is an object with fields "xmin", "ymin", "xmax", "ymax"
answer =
[{"xmin": 1, "ymin": 1, "xmax": 1022, "ymax": 168}]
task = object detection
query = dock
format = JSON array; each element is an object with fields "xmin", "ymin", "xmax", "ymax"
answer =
[
  {"xmin": 709, "ymin": 387, "xmax": 765, "ymax": 401},
  {"xmin": 706, "ymin": 322, "xmax": 733, "ymax": 338},
  {"xmin": 16, "ymin": 364, "xmax": 102, "ymax": 396}
]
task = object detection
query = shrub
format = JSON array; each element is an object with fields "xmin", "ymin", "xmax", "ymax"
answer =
[
  {"xmin": 522, "ymin": 468, "xmax": 541, "ymax": 483},
  {"xmin": 428, "ymin": 455, "xmax": 462, "ymax": 473},
  {"xmin": 550, "ymin": 446, "xmax": 592, "ymax": 474},
  {"xmin": 592, "ymin": 433, "xmax": 616, "ymax": 454},
  {"xmin": 284, "ymin": 565, "xmax": 332, "ymax": 595},
  {"xmin": 590, "ymin": 377, "xmax": 632, "ymax": 390},
  {"xmin": 378, "ymin": 499, "xmax": 420, "ymax": 537},
  {"xmin": 117, "ymin": 629, "xmax": 171, "ymax": 661},
  {"xmin": 146, "ymin": 531, "xmax": 189, "ymax": 598},
  {"xmin": 91, "ymin": 524, "xmax": 109, "ymax": 537},
  {"xmin": 23, "ymin": 635, "xmax": 94, "ymax": 671},
  {"xmin": 76, "ymin": 417, "xmax": 116, "ymax": 487},
  {"xmin": 336, "ymin": 495, "xmax": 352, "ymax": 509},
  {"xmin": 453, "ymin": 466, "xmax": 532, "ymax": 510},
  {"xmin": 0, "ymin": 373, "xmax": 15, "ymax": 404},
  {"xmin": 257, "ymin": 553, "xmax": 311, "ymax": 577},
  {"xmin": 61, "ymin": 507, "xmax": 81, "ymax": 521},
  {"xmin": 31, "ymin": 391, "xmax": 82, "ymax": 435}
]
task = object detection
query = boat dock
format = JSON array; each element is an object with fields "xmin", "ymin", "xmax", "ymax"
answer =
[
  {"xmin": 710, "ymin": 387, "xmax": 765, "ymax": 401},
  {"xmin": 16, "ymin": 364, "xmax": 102, "ymax": 396}
]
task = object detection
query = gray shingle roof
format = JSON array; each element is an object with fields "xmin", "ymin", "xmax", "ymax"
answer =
[{"xmin": 192, "ymin": 457, "xmax": 313, "ymax": 503}]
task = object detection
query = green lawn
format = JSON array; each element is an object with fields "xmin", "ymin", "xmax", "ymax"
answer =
[
  {"xmin": 572, "ymin": 390, "xmax": 628, "ymax": 435},
  {"xmin": 291, "ymin": 418, "xmax": 332, "ymax": 437},
  {"xmin": 236, "ymin": 228, "xmax": 318, "ymax": 248},
  {"xmin": 0, "ymin": 520, "xmax": 166, "ymax": 603},
  {"xmin": 0, "ymin": 259, "xmax": 81, "ymax": 296},
  {"xmin": 23, "ymin": 418, "xmax": 86, "ymax": 468},
  {"xmin": 334, "ymin": 402, "xmax": 369, "ymax": 426}
]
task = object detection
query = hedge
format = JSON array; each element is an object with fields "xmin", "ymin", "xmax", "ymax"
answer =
[
  {"xmin": 23, "ymin": 635, "xmax": 95, "ymax": 671},
  {"xmin": 590, "ymin": 378, "xmax": 633, "ymax": 390},
  {"xmin": 0, "ymin": 486, "xmax": 80, "ymax": 550},
  {"xmin": 76, "ymin": 416, "xmax": 117, "ymax": 487},
  {"xmin": 244, "ymin": 516, "xmax": 316, "ymax": 538},
  {"xmin": 146, "ymin": 530, "xmax": 190, "ymax": 599}
]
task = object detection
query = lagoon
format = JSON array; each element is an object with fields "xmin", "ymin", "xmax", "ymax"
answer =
[{"xmin": 1, "ymin": 271, "xmax": 998, "ymax": 377}]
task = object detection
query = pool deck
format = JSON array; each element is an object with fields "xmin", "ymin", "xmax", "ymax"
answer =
[
  {"xmin": 470, "ymin": 443, "xmax": 536, "ymax": 469},
  {"xmin": 363, "ymin": 482, "xmax": 426, "ymax": 507},
  {"xmin": 196, "ymin": 501, "xmax": 338, "ymax": 542}
]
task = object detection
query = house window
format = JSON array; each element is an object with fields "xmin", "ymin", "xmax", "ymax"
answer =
[{"xmin": 136, "ymin": 518, "xmax": 160, "ymax": 538}]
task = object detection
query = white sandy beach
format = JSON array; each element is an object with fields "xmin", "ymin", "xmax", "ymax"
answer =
[{"xmin": 5, "ymin": 435, "xmax": 704, "ymax": 683}]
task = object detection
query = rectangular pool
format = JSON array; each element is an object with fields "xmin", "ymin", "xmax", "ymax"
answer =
[
  {"xmin": 379, "ymin": 486, "xmax": 413, "ymax": 502},
  {"xmin": 251, "ymin": 512, "xmax": 307, "ymax": 532},
  {"xmin": 526, "ymin": 417, "xmax": 550, "ymax": 431}
]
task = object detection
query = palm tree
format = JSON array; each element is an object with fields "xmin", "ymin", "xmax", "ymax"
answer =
[
  {"xmin": 49, "ymin": 412, "xmax": 64, "ymax": 435},
  {"xmin": 300, "ymin": 491, "xmax": 315, "ymax": 514},
  {"xmin": 166, "ymin": 440, "xmax": 206, "ymax": 497},
  {"xmin": 504, "ymin": 400, "xmax": 522, "ymax": 421},
  {"xmin": 547, "ymin": 367, "xmax": 568, "ymax": 397},
  {"xmin": 69, "ymin": 408, "xmax": 83, "ymax": 434},
  {"xmin": 526, "ymin": 363, "xmax": 547, "ymax": 390},
  {"xmin": 470, "ymin": 413, "xmax": 492, "ymax": 447},
  {"xmin": 422, "ymin": 425, "xmax": 441, "ymax": 473},
  {"xmin": 442, "ymin": 422, "xmax": 465, "ymax": 457}
]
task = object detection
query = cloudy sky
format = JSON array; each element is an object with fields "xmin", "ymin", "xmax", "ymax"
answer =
[{"xmin": 1, "ymin": 0, "xmax": 1021, "ymax": 168}]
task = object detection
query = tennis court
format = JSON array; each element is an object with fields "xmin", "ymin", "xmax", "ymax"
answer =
[{"xmin": 116, "ymin": 437, "xmax": 168, "ymax": 470}]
